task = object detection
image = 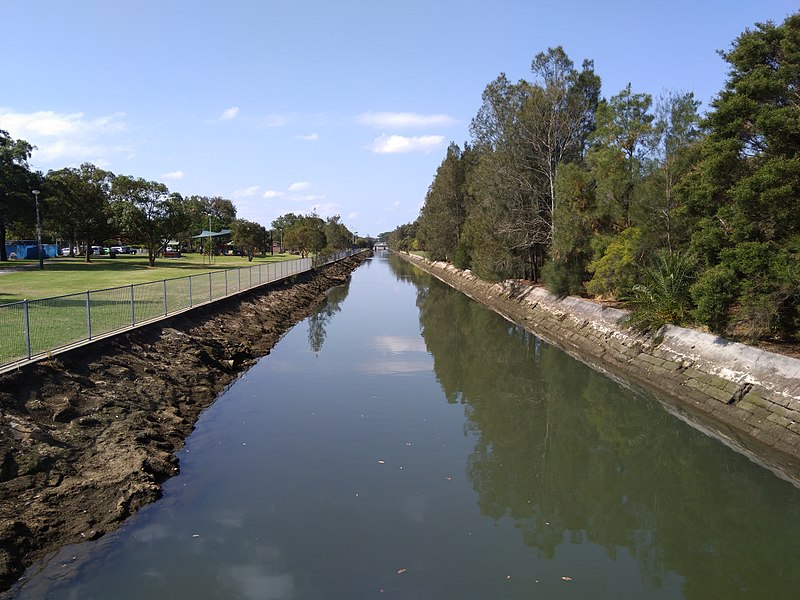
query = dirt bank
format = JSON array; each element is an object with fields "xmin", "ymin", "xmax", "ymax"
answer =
[{"xmin": 0, "ymin": 253, "xmax": 368, "ymax": 591}]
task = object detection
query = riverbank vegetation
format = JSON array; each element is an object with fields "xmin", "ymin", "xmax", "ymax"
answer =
[{"xmin": 385, "ymin": 13, "xmax": 799, "ymax": 344}]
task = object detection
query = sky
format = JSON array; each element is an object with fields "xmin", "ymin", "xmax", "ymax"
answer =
[{"xmin": 2, "ymin": 0, "xmax": 797, "ymax": 238}]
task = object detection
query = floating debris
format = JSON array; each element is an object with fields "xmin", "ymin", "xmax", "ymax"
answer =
[
  {"xmin": 561, "ymin": 576, "xmax": 573, "ymax": 581},
  {"xmin": 397, "ymin": 568, "xmax": 408, "ymax": 575}
]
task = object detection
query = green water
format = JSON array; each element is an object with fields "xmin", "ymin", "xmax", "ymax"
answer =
[{"xmin": 10, "ymin": 253, "xmax": 800, "ymax": 599}]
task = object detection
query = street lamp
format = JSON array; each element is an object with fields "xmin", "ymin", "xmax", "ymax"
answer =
[{"xmin": 32, "ymin": 189, "xmax": 43, "ymax": 270}]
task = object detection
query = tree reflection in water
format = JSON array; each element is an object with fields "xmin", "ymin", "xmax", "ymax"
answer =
[
  {"xmin": 391, "ymin": 254, "xmax": 800, "ymax": 599},
  {"xmin": 307, "ymin": 282, "xmax": 350, "ymax": 354}
]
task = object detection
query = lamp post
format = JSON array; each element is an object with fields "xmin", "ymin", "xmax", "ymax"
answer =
[{"xmin": 32, "ymin": 189, "xmax": 43, "ymax": 270}]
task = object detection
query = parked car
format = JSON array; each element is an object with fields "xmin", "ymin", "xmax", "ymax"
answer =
[
  {"xmin": 61, "ymin": 247, "xmax": 79, "ymax": 256},
  {"xmin": 110, "ymin": 245, "xmax": 135, "ymax": 254}
]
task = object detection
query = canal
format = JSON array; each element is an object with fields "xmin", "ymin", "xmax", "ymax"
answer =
[{"xmin": 9, "ymin": 252, "xmax": 800, "ymax": 599}]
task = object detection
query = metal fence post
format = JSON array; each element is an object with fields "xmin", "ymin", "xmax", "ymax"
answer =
[
  {"xmin": 225, "ymin": 270, "xmax": 228, "ymax": 296},
  {"xmin": 163, "ymin": 279, "xmax": 168, "ymax": 315},
  {"xmin": 86, "ymin": 291, "xmax": 92, "ymax": 340},
  {"xmin": 189, "ymin": 276, "xmax": 193, "ymax": 307},
  {"xmin": 237, "ymin": 268, "xmax": 241, "ymax": 291},
  {"xmin": 130, "ymin": 284, "xmax": 135, "ymax": 326},
  {"xmin": 208, "ymin": 272, "xmax": 212, "ymax": 302},
  {"xmin": 23, "ymin": 300, "xmax": 31, "ymax": 359}
]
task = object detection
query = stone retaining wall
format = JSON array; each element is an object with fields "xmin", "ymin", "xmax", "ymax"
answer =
[{"xmin": 399, "ymin": 252, "xmax": 800, "ymax": 484}]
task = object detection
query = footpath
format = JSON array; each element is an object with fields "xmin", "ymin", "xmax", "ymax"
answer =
[{"xmin": 398, "ymin": 252, "xmax": 800, "ymax": 486}]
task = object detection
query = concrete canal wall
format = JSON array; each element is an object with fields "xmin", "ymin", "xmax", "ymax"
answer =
[{"xmin": 398, "ymin": 252, "xmax": 800, "ymax": 484}]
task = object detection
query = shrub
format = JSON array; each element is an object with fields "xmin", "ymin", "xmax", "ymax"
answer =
[{"xmin": 627, "ymin": 251, "xmax": 695, "ymax": 334}]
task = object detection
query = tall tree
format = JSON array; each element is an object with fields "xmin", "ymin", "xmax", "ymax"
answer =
[
  {"xmin": 417, "ymin": 143, "xmax": 471, "ymax": 262},
  {"xmin": 685, "ymin": 12, "xmax": 800, "ymax": 338},
  {"xmin": 111, "ymin": 176, "xmax": 188, "ymax": 267},
  {"xmin": 45, "ymin": 163, "xmax": 115, "ymax": 261},
  {"xmin": 0, "ymin": 130, "xmax": 34, "ymax": 261},
  {"xmin": 521, "ymin": 48, "xmax": 601, "ymax": 237},
  {"xmin": 323, "ymin": 215, "xmax": 352, "ymax": 252},
  {"xmin": 231, "ymin": 218, "xmax": 268, "ymax": 261},
  {"xmin": 283, "ymin": 214, "xmax": 325, "ymax": 258}
]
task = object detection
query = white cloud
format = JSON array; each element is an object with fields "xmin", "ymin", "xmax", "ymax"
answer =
[
  {"xmin": 219, "ymin": 106, "xmax": 240, "ymax": 121},
  {"xmin": 288, "ymin": 181, "xmax": 310, "ymax": 191},
  {"xmin": 263, "ymin": 190, "xmax": 285, "ymax": 198},
  {"xmin": 386, "ymin": 201, "xmax": 401, "ymax": 212},
  {"xmin": 161, "ymin": 170, "xmax": 185, "ymax": 180},
  {"xmin": 255, "ymin": 114, "xmax": 291, "ymax": 128},
  {"xmin": 356, "ymin": 111, "xmax": 456, "ymax": 129},
  {"xmin": 347, "ymin": 211, "xmax": 358, "ymax": 220},
  {"xmin": 232, "ymin": 186, "xmax": 261, "ymax": 198},
  {"xmin": 369, "ymin": 134, "xmax": 444, "ymax": 154},
  {"xmin": 295, "ymin": 133, "xmax": 319, "ymax": 141},
  {"xmin": 0, "ymin": 109, "xmax": 130, "ymax": 165},
  {"xmin": 290, "ymin": 194, "xmax": 324, "ymax": 202}
]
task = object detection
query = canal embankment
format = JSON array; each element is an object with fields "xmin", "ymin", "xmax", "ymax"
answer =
[
  {"xmin": 0, "ymin": 253, "xmax": 369, "ymax": 591},
  {"xmin": 397, "ymin": 252, "xmax": 800, "ymax": 485}
]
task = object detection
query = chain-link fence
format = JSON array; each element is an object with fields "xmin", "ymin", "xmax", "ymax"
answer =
[{"xmin": 1, "ymin": 250, "xmax": 359, "ymax": 370}]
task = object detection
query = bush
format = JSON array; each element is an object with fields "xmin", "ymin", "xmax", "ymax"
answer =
[
  {"xmin": 543, "ymin": 257, "xmax": 585, "ymax": 297},
  {"xmin": 586, "ymin": 227, "xmax": 642, "ymax": 299},
  {"xmin": 690, "ymin": 264, "xmax": 737, "ymax": 334},
  {"xmin": 627, "ymin": 251, "xmax": 695, "ymax": 334}
]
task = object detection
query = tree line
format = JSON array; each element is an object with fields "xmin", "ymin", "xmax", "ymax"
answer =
[
  {"xmin": 387, "ymin": 13, "xmax": 799, "ymax": 343},
  {"xmin": 0, "ymin": 137, "xmax": 357, "ymax": 267}
]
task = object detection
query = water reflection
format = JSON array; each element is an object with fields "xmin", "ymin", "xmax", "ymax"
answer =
[
  {"xmin": 394, "ymin": 254, "xmax": 800, "ymax": 599},
  {"xmin": 306, "ymin": 282, "xmax": 349, "ymax": 354}
]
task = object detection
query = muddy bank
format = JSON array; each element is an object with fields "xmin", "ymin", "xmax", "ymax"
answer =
[
  {"xmin": 0, "ymin": 253, "xmax": 368, "ymax": 591},
  {"xmin": 398, "ymin": 252, "xmax": 800, "ymax": 485}
]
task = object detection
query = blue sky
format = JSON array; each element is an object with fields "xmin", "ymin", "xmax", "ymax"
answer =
[{"xmin": 2, "ymin": 1, "xmax": 796, "ymax": 238}]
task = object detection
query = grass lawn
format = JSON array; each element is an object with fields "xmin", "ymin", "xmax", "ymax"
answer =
[{"xmin": 0, "ymin": 252, "xmax": 296, "ymax": 305}]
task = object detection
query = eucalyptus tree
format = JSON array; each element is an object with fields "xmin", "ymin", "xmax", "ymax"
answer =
[
  {"xmin": 0, "ymin": 130, "xmax": 35, "ymax": 261},
  {"xmin": 521, "ymin": 47, "xmax": 601, "ymax": 238},
  {"xmin": 111, "ymin": 176, "xmax": 188, "ymax": 267},
  {"xmin": 466, "ymin": 48, "xmax": 600, "ymax": 281}
]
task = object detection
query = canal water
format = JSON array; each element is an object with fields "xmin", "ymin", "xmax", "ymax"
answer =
[{"xmin": 9, "ymin": 253, "xmax": 800, "ymax": 599}]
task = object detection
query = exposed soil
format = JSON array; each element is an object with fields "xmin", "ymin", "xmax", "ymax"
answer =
[{"xmin": 0, "ymin": 254, "xmax": 368, "ymax": 592}]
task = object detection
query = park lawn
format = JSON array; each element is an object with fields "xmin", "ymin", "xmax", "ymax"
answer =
[{"xmin": 0, "ymin": 252, "xmax": 296, "ymax": 305}]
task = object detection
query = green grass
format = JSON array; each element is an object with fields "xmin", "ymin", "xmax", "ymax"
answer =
[
  {"xmin": 0, "ymin": 252, "xmax": 307, "ymax": 366},
  {"xmin": 0, "ymin": 252, "xmax": 295, "ymax": 305}
]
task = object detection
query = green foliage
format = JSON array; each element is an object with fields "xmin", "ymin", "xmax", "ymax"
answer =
[
  {"xmin": 283, "ymin": 214, "xmax": 326, "ymax": 257},
  {"xmin": 627, "ymin": 251, "xmax": 695, "ymax": 333},
  {"xmin": 453, "ymin": 238, "xmax": 472, "ymax": 270},
  {"xmin": 690, "ymin": 264, "xmax": 737, "ymax": 333},
  {"xmin": 231, "ymin": 218, "xmax": 269, "ymax": 261},
  {"xmin": 323, "ymin": 215, "xmax": 353, "ymax": 252},
  {"xmin": 542, "ymin": 257, "xmax": 585, "ymax": 297},
  {"xmin": 0, "ymin": 130, "xmax": 36, "ymax": 261},
  {"xmin": 418, "ymin": 143, "xmax": 470, "ymax": 261},
  {"xmin": 681, "ymin": 13, "xmax": 800, "ymax": 339},
  {"xmin": 111, "ymin": 176, "xmax": 188, "ymax": 267},
  {"xmin": 586, "ymin": 227, "xmax": 642, "ymax": 298}
]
